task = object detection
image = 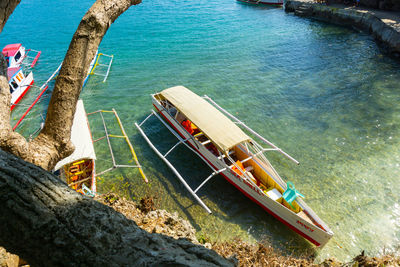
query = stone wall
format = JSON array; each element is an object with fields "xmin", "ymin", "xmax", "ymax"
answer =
[
  {"xmin": 360, "ymin": 0, "xmax": 400, "ymax": 10},
  {"xmin": 284, "ymin": 0, "xmax": 400, "ymax": 56}
]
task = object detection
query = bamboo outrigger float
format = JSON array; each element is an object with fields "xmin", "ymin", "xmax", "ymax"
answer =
[
  {"xmin": 135, "ymin": 86, "xmax": 333, "ymax": 247},
  {"xmin": 83, "ymin": 51, "xmax": 113, "ymax": 88},
  {"xmin": 87, "ymin": 109, "xmax": 148, "ymax": 183}
]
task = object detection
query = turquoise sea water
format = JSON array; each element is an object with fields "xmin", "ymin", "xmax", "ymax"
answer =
[{"xmin": 2, "ymin": 0, "xmax": 400, "ymax": 262}]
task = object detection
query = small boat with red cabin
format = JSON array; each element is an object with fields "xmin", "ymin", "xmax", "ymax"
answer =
[
  {"xmin": 2, "ymin": 43, "xmax": 41, "ymax": 68},
  {"xmin": 2, "ymin": 43, "xmax": 41, "ymax": 111}
]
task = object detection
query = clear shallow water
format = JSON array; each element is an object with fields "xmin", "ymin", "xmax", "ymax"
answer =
[{"xmin": 2, "ymin": 0, "xmax": 400, "ymax": 261}]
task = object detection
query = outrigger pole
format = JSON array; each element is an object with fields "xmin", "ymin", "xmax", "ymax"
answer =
[
  {"xmin": 24, "ymin": 49, "xmax": 41, "ymax": 68},
  {"xmin": 13, "ymin": 63, "xmax": 62, "ymax": 131},
  {"xmin": 111, "ymin": 108, "xmax": 147, "ymax": 182},
  {"xmin": 136, "ymin": 110, "xmax": 227, "ymax": 214},
  {"xmin": 87, "ymin": 109, "xmax": 148, "ymax": 183},
  {"xmin": 202, "ymin": 95, "xmax": 300, "ymax": 165},
  {"xmin": 89, "ymin": 53, "xmax": 113, "ymax": 82}
]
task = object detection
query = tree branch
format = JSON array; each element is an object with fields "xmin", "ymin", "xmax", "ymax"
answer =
[
  {"xmin": 0, "ymin": 0, "xmax": 141, "ymax": 171},
  {"xmin": 0, "ymin": 0, "xmax": 25, "ymax": 157},
  {"xmin": 0, "ymin": 0, "xmax": 21, "ymax": 32}
]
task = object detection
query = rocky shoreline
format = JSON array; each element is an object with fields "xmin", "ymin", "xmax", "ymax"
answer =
[
  {"xmin": 100, "ymin": 194, "xmax": 398, "ymax": 266},
  {"xmin": 95, "ymin": 193, "xmax": 206, "ymax": 247},
  {"xmin": 284, "ymin": 0, "xmax": 400, "ymax": 56},
  {"xmin": 1, "ymin": 193, "xmax": 399, "ymax": 266},
  {"xmin": 76, "ymin": 194, "xmax": 400, "ymax": 266}
]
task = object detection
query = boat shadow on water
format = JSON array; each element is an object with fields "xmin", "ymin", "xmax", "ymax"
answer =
[{"xmin": 132, "ymin": 117, "xmax": 204, "ymax": 230}]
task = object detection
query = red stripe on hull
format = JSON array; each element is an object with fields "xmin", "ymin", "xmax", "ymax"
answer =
[
  {"xmin": 12, "ymin": 85, "xmax": 48, "ymax": 131},
  {"xmin": 10, "ymin": 80, "xmax": 34, "ymax": 111},
  {"xmin": 220, "ymin": 172, "xmax": 321, "ymax": 246},
  {"xmin": 152, "ymin": 104, "xmax": 321, "ymax": 246},
  {"xmin": 31, "ymin": 51, "xmax": 41, "ymax": 68}
]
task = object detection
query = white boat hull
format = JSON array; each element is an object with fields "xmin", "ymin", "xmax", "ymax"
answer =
[
  {"xmin": 11, "ymin": 72, "xmax": 34, "ymax": 111},
  {"xmin": 152, "ymin": 97, "xmax": 333, "ymax": 247}
]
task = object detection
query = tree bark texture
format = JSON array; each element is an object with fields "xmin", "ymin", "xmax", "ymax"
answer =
[
  {"xmin": 0, "ymin": 0, "xmax": 26, "ymax": 171},
  {"xmin": 0, "ymin": 0, "xmax": 20, "ymax": 32},
  {"xmin": 0, "ymin": 149, "xmax": 234, "ymax": 267},
  {"xmin": 0, "ymin": 0, "xmax": 140, "ymax": 171}
]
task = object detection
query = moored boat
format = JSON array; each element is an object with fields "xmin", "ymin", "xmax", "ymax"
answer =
[
  {"xmin": 136, "ymin": 86, "xmax": 333, "ymax": 247},
  {"xmin": 236, "ymin": 0, "xmax": 283, "ymax": 5},
  {"xmin": 8, "ymin": 67, "xmax": 34, "ymax": 111},
  {"xmin": 3, "ymin": 43, "xmax": 41, "ymax": 111},
  {"xmin": 12, "ymin": 63, "xmax": 62, "ymax": 131},
  {"xmin": 53, "ymin": 100, "xmax": 148, "ymax": 196},
  {"xmin": 54, "ymin": 100, "xmax": 97, "ymax": 196},
  {"xmin": 2, "ymin": 43, "xmax": 41, "ymax": 68}
]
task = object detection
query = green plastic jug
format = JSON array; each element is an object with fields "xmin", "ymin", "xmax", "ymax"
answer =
[{"xmin": 282, "ymin": 181, "xmax": 304, "ymax": 207}]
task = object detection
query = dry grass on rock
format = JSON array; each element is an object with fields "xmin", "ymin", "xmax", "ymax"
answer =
[
  {"xmin": 96, "ymin": 193, "xmax": 400, "ymax": 267},
  {"xmin": 1, "ymin": 192, "xmax": 399, "ymax": 266},
  {"xmin": 95, "ymin": 193, "xmax": 199, "ymax": 245},
  {"xmin": 212, "ymin": 238, "xmax": 315, "ymax": 267},
  {"xmin": 213, "ymin": 240, "xmax": 400, "ymax": 267}
]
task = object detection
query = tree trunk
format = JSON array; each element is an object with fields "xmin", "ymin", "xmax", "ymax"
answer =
[
  {"xmin": 0, "ymin": 149, "xmax": 234, "ymax": 267},
  {"xmin": 0, "ymin": 0, "xmax": 140, "ymax": 171},
  {"xmin": 0, "ymin": 2, "xmax": 234, "ymax": 267},
  {"xmin": 0, "ymin": 0, "xmax": 26, "ymax": 171},
  {"xmin": 0, "ymin": 0, "xmax": 20, "ymax": 32}
]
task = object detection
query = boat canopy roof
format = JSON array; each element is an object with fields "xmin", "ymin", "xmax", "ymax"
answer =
[
  {"xmin": 54, "ymin": 100, "xmax": 96, "ymax": 171},
  {"xmin": 2, "ymin": 43, "xmax": 21, "ymax": 57},
  {"xmin": 160, "ymin": 86, "xmax": 251, "ymax": 153},
  {"xmin": 7, "ymin": 67, "xmax": 21, "ymax": 80}
]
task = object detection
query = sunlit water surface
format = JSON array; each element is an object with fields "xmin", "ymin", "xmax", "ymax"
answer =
[{"xmin": 2, "ymin": 0, "xmax": 400, "ymax": 261}]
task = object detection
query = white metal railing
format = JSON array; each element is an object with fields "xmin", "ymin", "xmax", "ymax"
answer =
[
  {"xmin": 135, "ymin": 112, "xmax": 214, "ymax": 213},
  {"xmin": 203, "ymin": 95, "xmax": 300, "ymax": 165},
  {"xmin": 135, "ymin": 110, "xmax": 233, "ymax": 214}
]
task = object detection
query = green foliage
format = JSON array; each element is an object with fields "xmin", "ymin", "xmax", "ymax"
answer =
[{"xmin": 197, "ymin": 233, "xmax": 211, "ymax": 245}]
